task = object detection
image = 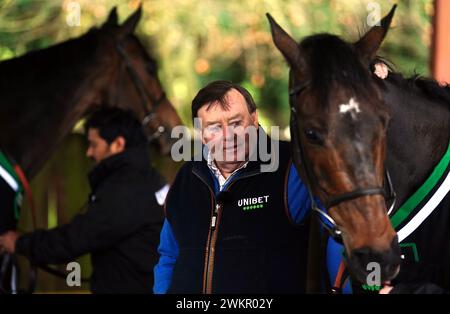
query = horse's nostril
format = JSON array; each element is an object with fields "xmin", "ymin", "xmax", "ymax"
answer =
[{"xmin": 351, "ymin": 247, "xmax": 372, "ymax": 266}]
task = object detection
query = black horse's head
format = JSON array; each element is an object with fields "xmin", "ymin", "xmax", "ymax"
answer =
[
  {"xmin": 268, "ymin": 6, "xmax": 401, "ymax": 284},
  {"xmin": 90, "ymin": 6, "xmax": 182, "ymax": 155}
]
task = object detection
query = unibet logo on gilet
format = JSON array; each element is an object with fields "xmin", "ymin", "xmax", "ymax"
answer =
[{"xmin": 238, "ymin": 195, "xmax": 269, "ymax": 211}]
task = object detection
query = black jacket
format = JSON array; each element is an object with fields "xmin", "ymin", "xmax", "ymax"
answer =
[
  {"xmin": 16, "ymin": 147, "xmax": 165, "ymax": 293},
  {"xmin": 166, "ymin": 135, "xmax": 310, "ymax": 293}
]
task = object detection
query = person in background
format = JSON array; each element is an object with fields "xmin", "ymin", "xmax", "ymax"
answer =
[{"xmin": 0, "ymin": 107, "xmax": 169, "ymax": 293}]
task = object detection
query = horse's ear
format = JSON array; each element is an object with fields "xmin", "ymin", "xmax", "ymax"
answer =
[
  {"xmin": 104, "ymin": 7, "xmax": 118, "ymax": 26},
  {"xmin": 355, "ymin": 5, "xmax": 397, "ymax": 64},
  {"xmin": 117, "ymin": 5, "xmax": 142, "ymax": 38},
  {"xmin": 266, "ymin": 13, "xmax": 300, "ymax": 68}
]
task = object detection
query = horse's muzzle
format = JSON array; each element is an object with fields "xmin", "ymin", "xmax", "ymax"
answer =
[{"xmin": 347, "ymin": 235, "xmax": 401, "ymax": 285}]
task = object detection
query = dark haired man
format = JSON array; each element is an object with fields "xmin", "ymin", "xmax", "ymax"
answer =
[{"xmin": 0, "ymin": 107, "xmax": 167, "ymax": 293}]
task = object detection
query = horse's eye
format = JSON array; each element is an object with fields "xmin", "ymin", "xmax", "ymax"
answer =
[{"xmin": 304, "ymin": 129, "xmax": 323, "ymax": 145}]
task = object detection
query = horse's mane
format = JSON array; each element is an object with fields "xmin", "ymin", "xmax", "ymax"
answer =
[
  {"xmin": 384, "ymin": 70, "xmax": 450, "ymax": 107},
  {"xmin": 372, "ymin": 56, "xmax": 450, "ymax": 106},
  {"xmin": 0, "ymin": 28, "xmax": 100, "ymax": 89},
  {"xmin": 297, "ymin": 32, "xmax": 450, "ymax": 112}
]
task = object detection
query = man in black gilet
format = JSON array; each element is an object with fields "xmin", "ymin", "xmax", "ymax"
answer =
[{"xmin": 154, "ymin": 81, "xmax": 314, "ymax": 294}]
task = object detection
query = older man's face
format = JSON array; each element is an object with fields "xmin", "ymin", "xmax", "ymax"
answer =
[{"xmin": 197, "ymin": 88, "xmax": 258, "ymax": 164}]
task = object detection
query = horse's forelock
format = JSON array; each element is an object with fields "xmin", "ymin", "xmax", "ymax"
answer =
[{"xmin": 298, "ymin": 34, "xmax": 374, "ymax": 107}]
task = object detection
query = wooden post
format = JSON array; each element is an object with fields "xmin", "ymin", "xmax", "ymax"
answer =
[{"xmin": 431, "ymin": 0, "xmax": 450, "ymax": 84}]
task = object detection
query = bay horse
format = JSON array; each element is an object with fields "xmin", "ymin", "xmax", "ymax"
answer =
[
  {"xmin": 268, "ymin": 5, "xmax": 400, "ymax": 290},
  {"xmin": 268, "ymin": 5, "xmax": 450, "ymax": 292},
  {"xmin": 0, "ymin": 7, "xmax": 181, "ymax": 293},
  {"xmin": 0, "ymin": 6, "xmax": 181, "ymax": 181}
]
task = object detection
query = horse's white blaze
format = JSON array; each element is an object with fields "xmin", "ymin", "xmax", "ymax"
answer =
[{"xmin": 339, "ymin": 97, "xmax": 361, "ymax": 119}]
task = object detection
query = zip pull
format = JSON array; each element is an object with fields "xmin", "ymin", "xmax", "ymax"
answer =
[
  {"xmin": 211, "ymin": 204, "xmax": 221, "ymax": 229},
  {"xmin": 211, "ymin": 214, "xmax": 217, "ymax": 229}
]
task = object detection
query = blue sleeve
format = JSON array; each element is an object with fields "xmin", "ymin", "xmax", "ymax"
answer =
[
  {"xmin": 288, "ymin": 165, "xmax": 350, "ymax": 292},
  {"xmin": 153, "ymin": 219, "xmax": 179, "ymax": 294},
  {"xmin": 287, "ymin": 164, "xmax": 313, "ymax": 224}
]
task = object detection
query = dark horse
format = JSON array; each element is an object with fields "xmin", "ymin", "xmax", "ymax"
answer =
[
  {"xmin": 0, "ymin": 7, "xmax": 181, "ymax": 292},
  {"xmin": 0, "ymin": 6, "xmax": 181, "ymax": 180},
  {"xmin": 268, "ymin": 5, "xmax": 450, "ymax": 292}
]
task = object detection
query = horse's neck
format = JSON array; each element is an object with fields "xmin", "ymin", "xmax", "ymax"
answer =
[
  {"xmin": 0, "ymin": 35, "xmax": 111, "ymax": 178},
  {"xmin": 383, "ymin": 79, "xmax": 450, "ymax": 207}
]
